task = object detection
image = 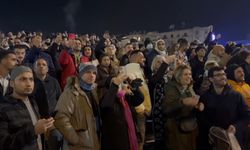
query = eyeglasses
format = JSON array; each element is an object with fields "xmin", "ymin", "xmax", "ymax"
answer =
[{"xmin": 213, "ymin": 73, "xmax": 226, "ymax": 77}]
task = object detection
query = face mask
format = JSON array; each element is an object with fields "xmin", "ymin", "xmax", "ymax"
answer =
[{"xmin": 146, "ymin": 43, "xmax": 153, "ymax": 49}]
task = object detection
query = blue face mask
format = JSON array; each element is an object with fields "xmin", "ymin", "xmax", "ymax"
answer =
[{"xmin": 79, "ymin": 79, "xmax": 95, "ymax": 91}]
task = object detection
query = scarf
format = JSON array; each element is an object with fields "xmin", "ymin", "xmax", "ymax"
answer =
[
  {"xmin": 117, "ymin": 90, "xmax": 138, "ymax": 150},
  {"xmin": 154, "ymin": 48, "xmax": 166, "ymax": 55},
  {"xmin": 79, "ymin": 79, "xmax": 95, "ymax": 91},
  {"xmin": 80, "ymin": 80, "xmax": 101, "ymax": 138}
]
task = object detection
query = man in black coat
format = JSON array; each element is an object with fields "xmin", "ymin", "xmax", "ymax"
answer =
[
  {"xmin": 198, "ymin": 66, "xmax": 250, "ymax": 150},
  {"xmin": 189, "ymin": 46, "xmax": 206, "ymax": 93},
  {"xmin": 34, "ymin": 58, "xmax": 63, "ymax": 150},
  {"xmin": 0, "ymin": 66, "xmax": 54, "ymax": 150}
]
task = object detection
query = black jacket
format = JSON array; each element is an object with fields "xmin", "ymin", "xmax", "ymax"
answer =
[
  {"xmin": 100, "ymin": 83, "xmax": 144, "ymax": 150},
  {"xmin": 189, "ymin": 56, "xmax": 205, "ymax": 93},
  {"xmin": 40, "ymin": 75, "xmax": 61, "ymax": 115},
  {"xmin": 198, "ymin": 85, "xmax": 250, "ymax": 149},
  {"xmin": 0, "ymin": 95, "xmax": 40, "ymax": 150},
  {"xmin": 33, "ymin": 77, "xmax": 49, "ymax": 118},
  {"xmin": 148, "ymin": 62, "xmax": 169, "ymax": 104}
]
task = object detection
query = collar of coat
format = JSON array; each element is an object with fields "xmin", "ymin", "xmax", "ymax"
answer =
[
  {"xmin": 2, "ymin": 95, "xmax": 40, "ymax": 118},
  {"xmin": 64, "ymin": 76, "xmax": 99, "ymax": 103},
  {"xmin": 208, "ymin": 84, "xmax": 232, "ymax": 96},
  {"xmin": 169, "ymin": 78, "xmax": 195, "ymax": 95}
]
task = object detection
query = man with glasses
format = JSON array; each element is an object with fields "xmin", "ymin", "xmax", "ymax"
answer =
[{"xmin": 198, "ymin": 66, "xmax": 250, "ymax": 149}]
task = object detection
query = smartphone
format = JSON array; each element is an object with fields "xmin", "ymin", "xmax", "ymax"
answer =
[{"xmin": 51, "ymin": 111, "xmax": 58, "ymax": 118}]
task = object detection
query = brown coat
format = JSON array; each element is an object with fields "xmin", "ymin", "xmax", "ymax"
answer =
[
  {"xmin": 54, "ymin": 76, "xmax": 100, "ymax": 150},
  {"xmin": 162, "ymin": 80, "xmax": 197, "ymax": 150}
]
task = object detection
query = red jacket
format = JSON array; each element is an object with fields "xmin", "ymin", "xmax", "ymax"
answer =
[{"xmin": 59, "ymin": 49, "xmax": 77, "ymax": 89}]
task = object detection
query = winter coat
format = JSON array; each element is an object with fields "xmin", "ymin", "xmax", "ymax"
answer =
[
  {"xmin": 100, "ymin": 83, "xmax": 144, "ymax": 150},
  {"xmin": 59, "ymin": 49, "xmax": 77, "ymax": 89},
  {"xmin": 162, "ymin": 79, "xmax": 198, "ymax": 150},
  {"xmin": 227, "ymin": 79, "xmax": 250, "ymax": 107},
  {"xmin": 198, "ymin": 85, "xmax": 250, "ymax": 149},
  {"xmin": 54, "ymin": 76, "xmax": 100, "ymax": 150},
  {"xmin": 0, "ymin": 96, "xmax": 41, "ymax": 150},
  {"xmin": 189, "ymin": 56, "xmax": 205, "ymax": 93}
]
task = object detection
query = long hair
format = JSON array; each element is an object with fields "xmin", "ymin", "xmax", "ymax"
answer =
[{"xmin": 83, "ymin": 45, "xmax": 96, "ymax": 60}]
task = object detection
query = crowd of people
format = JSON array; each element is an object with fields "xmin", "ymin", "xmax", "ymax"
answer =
[{"xmin": 0, "ymin": 30, "xmax": 250, "ymax": 150}]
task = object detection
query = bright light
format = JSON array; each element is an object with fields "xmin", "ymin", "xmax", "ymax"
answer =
[{"xmin": 211, "ymin": 33, "xmax": 216, "ymax": 41}]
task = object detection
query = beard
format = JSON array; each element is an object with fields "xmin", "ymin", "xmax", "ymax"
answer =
[
  {"xmin": 19, "ymin": 92, "xmax": 32, "ymax": 96},
  {"xmin": 215, "ymin": 80, "xmax": 227, "ymax": 88},
  {"xmin": 16, "ymin": 89, "xmax": 33, "ymax": 96},
  {"xmin": 236, "ymin": 75, "xmax": 245, "ymax": 82},
  {"xmin": 237, "ymin": 78, "xmax": 245, "ymax": 83}
]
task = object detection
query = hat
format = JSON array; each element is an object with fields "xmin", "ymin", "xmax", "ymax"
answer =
[
  {"xmin": 10, "ymin": 66, "xmax": 33, "ymax": 80},
  {"xmin": 79, "ymin": 63, "xmax": 97, "ymax": 76},
  {"xmin": 68, "ymin": 33, "xmax": 76, "ymax": 40}
]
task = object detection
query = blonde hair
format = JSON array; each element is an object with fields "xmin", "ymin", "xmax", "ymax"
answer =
[
  {"xmin": 151, "ymin": 55, "xmax": 165, "ymax": 73},
  {"xmin": 173, "ymin": 64, "xmax": 191, "ymax": 83}
]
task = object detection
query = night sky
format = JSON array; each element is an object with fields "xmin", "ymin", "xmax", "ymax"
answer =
[{"xmin": 0, "ymin": 0, "xmax": 250, "ymax": 41}]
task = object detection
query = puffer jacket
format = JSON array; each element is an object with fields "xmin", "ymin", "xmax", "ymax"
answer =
[
  {"xmin": 0, "ymin": 96, "xmax": 40, "ymax": 150},
  {"xmin": 54, "ymin": 76, "xmax": 100, "ymax": 150}
]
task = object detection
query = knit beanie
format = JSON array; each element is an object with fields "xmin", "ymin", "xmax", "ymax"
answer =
[
  {"xmin": 79, "ymin": 63, "xmax": 97, "ymax": 77},
  {"xmin": 10, "ymin": 66, "xmax": 33, "ymax": 80}
]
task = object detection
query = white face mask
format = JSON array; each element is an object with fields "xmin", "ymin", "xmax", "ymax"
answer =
[{"xmin": 146, "ymin": 43, "xmax": 153, "ymax": 49}]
